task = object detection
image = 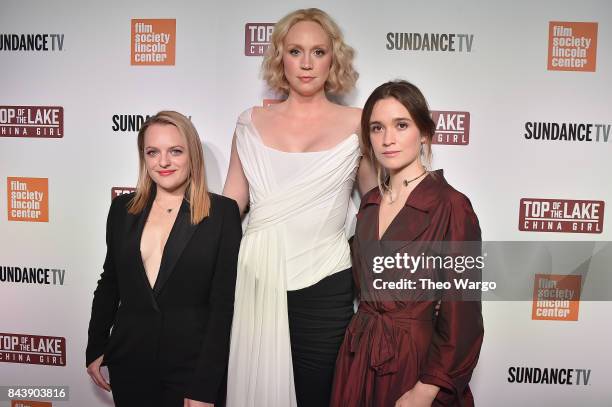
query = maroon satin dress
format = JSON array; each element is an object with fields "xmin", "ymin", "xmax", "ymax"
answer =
[{"xmin": 331, "ymin": 170, "xmax": 484, "ymax": 407}]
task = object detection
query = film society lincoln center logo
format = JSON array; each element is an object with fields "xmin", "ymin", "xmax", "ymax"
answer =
[
  {"xmin": 519, "ymin": 198, "xmax": 604, "ymax": 234},
  {"xmin": 532, "ymin": 274, "xmax": 581, "ymax": 321},
  {"xmin": 7, "ymin": 177, "xmax": 48, "ymax": 222},
  {"xmin": 0, "ymin": 333, "xmax": 66, "ymax": 366},
  {"xmin": 548, "ymin": 21, "xmax": 598, "ymax": 72},
  {"xmin": 131, "ymin": 19, "xmax": 176, "ymax": 65}
]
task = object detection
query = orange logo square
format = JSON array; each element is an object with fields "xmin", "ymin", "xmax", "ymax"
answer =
[
  {"xmin": 548, "ymin": 21, "xmax": 597, "ymax": 72},
  {"xmin": 532, "ymin": 274, "xmax": 581, "ymax": 321},
  {"xmin": 7, "ymin": 177, "xmax": 49, "ymax": 222},
  {"xmin": 131, "ymin": 19, "xmax": 176, "ymax": 65}
]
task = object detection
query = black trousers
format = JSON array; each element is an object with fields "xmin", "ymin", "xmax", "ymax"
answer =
[
  {"xmin": 108, "ymin": 365, "xmax": 184, "ymax": 407},
  {"xmin": 287, "ymin": 268, "xmax": 355, "ymax": 407}
]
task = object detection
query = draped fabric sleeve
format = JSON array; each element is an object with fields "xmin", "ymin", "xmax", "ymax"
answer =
[{"xmin": 419, "ymin": 193, "xmax": 484, "ymax": 404}]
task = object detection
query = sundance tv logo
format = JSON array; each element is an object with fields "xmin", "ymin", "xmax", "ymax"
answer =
[
  {"xmin": 0, "ymin": 266, "xmax": 65, "ymax": 286},
  {"xmin": 431, "ymin": 111, "xmax": 470, "ymax": 145},
  {"xmin": 532, "ymin": 274, "xmax": 581, "ymax": 321},
  {"xmin": 0, "ymin": 106, "xmax": 63, "ymax": 138},
  {"xmin": 245, "ymin": 23, "xmax": 274, "ymax": 56},
  {"xmin": 111, "ymin": 187, "xmax": 135, "ymax": 200},
  {"xmin": 0, "ymin": 34, "xmax": 64, "ymax": 51},
  {"xmin": 386, "ymin": 32, "xmax": 473, "ymax": 52},
  {"xmin": 519, "ymin": 198, "xmax": 604, "ymax": 234},
  {"xmin": 524, "ymin": 121, "xmax": 610, "ymax": 143},
  {"xmin": 548, "ymin": 21, "xmax": 597, "ymax": 72},
  {"xmin": 112, "ymin": 114, "xmax": 191, "ymax": 133},
  {"xmin": 508, "ymin": 366, "xmax": 591, "ymax": 385},
  {"xmin": 0, "ymin": 333, "xmax": 66, "ymax": 366},
  {"xmin": 112, "ymin": 114, "xmax": 153, "ymax": 132},
  {"xmin": 131, "ymin": 19, "xmax": 176, "ymax": 65},
  {"xmin": 7, "ymin": 177, "xmax": 49, "ymax": 222}
]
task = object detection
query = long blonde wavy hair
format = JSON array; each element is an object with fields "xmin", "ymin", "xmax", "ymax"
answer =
[{"xmin": 128, "ymin": 111, "xmax": 210, "ymax": 224}]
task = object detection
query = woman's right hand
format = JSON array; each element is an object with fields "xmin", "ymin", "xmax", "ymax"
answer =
[{"xmin": 86, "ymin": 355, "xmax": 111, "ymax": 391}]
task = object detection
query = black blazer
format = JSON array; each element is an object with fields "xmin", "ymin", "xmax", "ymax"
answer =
[{"xmin": 86, "ymin": 192, "xmax": 241, "ymax": 403}]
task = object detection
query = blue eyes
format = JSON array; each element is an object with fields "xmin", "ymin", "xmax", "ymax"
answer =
[
  {"xmin": 145, "ymin": 149, "xmax": 183, "ymax": 157},
  {"xmin": 289, "ymin": 48, "xmax": 326, "ymax": 56}
]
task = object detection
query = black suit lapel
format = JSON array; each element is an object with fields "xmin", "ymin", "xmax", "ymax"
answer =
[
  {"xmin": 125, "ymin": 195, "xmax": 160, "ymax": 311},
  {"xmin": 152, "ymin": 199, "xmax": 198, "ymax": 296}
]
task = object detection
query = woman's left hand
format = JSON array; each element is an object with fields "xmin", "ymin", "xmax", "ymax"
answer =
[
  {"xmin": 395, "ymin": 381, "xmax": 439, "ymax": 407},
  {"xmin": 184, "ymin": 399, "xmax": 214, "ymax": 407}
]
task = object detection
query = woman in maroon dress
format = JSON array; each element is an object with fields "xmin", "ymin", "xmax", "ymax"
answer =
[{"xmin": 331, "ymin": 80, "xmax": 484, "ymax": 407}]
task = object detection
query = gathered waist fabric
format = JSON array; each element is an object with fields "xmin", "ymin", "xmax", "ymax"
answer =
[{"xmin": 347, "ymin": 302, "xmax": 434, "ymax": 376}]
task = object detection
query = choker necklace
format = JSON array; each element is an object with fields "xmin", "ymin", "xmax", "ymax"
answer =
[
  {"xmin": 154, "ymin": 199, "xmax": 179, "ymax": 213},
  {"xmin": 401, "ymin": 169, "xmax": 428, "ymax": 187},
  {"xmin": 386, "ymin": 169, "xmax": 428, "ymax": 203}
]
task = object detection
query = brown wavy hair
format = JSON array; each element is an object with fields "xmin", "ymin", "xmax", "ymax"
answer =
[
  {"xmin": 128, "ymin": 111, "xmax": 210, "ymax": 224},
  {"xmin": 360, "ymin": 80, "xmax": 436, "ymax": 193},
  {"xmin": 262, "ymin": 8, "xmax": 358, "ymax": 95}
]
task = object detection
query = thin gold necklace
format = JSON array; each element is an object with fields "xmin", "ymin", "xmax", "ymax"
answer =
[{"xmin": 153, "ymin": 199, "xmax": 179, "ymax": 214}]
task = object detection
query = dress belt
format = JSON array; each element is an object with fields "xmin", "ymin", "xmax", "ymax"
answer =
[{"xmin": 348, "ymin": 302, "xmax": 433, "ymax": 376}]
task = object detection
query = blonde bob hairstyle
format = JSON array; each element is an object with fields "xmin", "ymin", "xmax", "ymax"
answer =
[
  {"xmin": 128, "ymin": 111, "xmax": 210, "ymax": 224},
  {"xmin": 262, "ymin": 8, "xmax": 358, "ymax": 95}
]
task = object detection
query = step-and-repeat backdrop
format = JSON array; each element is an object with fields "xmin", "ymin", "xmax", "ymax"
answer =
[{"xmin": 1, "ymin": 0, "xmax": 611, "ymax": 406}]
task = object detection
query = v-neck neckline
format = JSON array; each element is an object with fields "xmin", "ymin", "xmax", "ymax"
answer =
[
  {"xmin": 138, "ymin": 198, "xmax": 184, "ymax": 291},
  {"xmin": 377, "ymin": 193, "xmax": 409, "ymax": 241},
  {"xmin": 376, "ymin": 173, "xmax": 430, "ymax": 240}
]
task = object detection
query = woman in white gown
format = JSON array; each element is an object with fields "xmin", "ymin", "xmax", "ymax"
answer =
[{"xmin": 223, "ymin": 8, "xmax": 376, "ymax": 407}]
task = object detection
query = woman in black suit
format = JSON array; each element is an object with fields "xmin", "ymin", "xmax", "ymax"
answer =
[{"xmin": 86, "ymin": 111, "xmax": 242, "ymax": 407}]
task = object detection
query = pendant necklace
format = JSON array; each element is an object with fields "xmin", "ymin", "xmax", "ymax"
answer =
[
  {"xmin": 386, "ymin": 169, "xmax": 428, "ymax": 204},
  {"xmin": 154, "ymin": 200, "xmax": 177, "ymax": 213}
]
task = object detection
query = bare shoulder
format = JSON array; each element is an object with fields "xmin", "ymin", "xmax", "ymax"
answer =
[
  {"xmin": 332, "ymin": 104, "xmax": 362, "ymax": 132},
  {"xmin": 252, "ymin": 102, "xmax": 286, "ymax": 124},
  {"xmin": 251, "ymin": 105, "xmax": 264, "ymax": 121},
  {"xmin": 334, "ymin": 104, "xmax": 361, "ymax": 120}
]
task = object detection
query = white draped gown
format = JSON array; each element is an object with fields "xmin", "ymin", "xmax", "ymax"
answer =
[{"xmin": 226, "ymin": 108, "xmax": 361, "ymax": 407}]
